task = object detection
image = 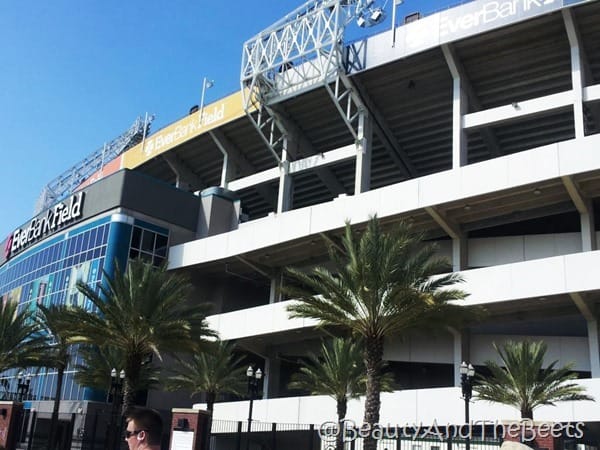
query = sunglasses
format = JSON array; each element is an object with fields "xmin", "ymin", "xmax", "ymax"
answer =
[{"xmin": 124, "ymin": 430, "xmax": 145, "ymax": 439}]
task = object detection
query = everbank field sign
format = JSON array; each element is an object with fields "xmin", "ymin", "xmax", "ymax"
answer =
[
  {"xmin": 396, "ymin": 0, "xmax": 562, "ymax": 55},
  {"xmin": 439, "ymin": 0, "xmax": 557, "ymax": 38},
  {"xmin": 4, "ymin": 192, "xmax": 85, "ymax": 260}
]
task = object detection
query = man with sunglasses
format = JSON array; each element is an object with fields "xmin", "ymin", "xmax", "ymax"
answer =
[{"xmin": 124, "ymin": 407, "xmax": 164, "ymax": 450}]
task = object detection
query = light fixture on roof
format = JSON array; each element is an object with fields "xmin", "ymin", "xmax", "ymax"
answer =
[
  {"xmin": 370, "ymin": 8, "xmax": 384, "ymax": 24},
  {"xmin": 355, "ymin": 0, "xmax": 386, "ymax": 28}
]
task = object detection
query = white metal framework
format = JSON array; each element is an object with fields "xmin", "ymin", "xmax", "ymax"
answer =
[
  {"xmin": 240, "ymin": 0, "xmax": 385, "ymax": 163},
  {"xmin": 35, "ymin": 115, "xmax": 154, "ymax": 214}
]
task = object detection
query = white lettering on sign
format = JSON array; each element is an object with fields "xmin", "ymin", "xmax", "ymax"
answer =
[
  {"xmin": 440, "ymin": 0, "xmax": 556, "ymax": 37},
  {"xmin": 8, "ymin": 192, "xmax": 85, "ymax": 259},
  {"xmin": 143, "ymin": 104, "xmax": 226, "ymax": 157}
]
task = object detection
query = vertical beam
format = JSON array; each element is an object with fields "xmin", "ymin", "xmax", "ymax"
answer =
[
  {"xmin": 581, "ymin": 199, "xmax": 596, "ymax": 251},
  {"xmin": 269, "ymin": 272, "xmax": 282, "ymax": 304},
  {"xmin": 263, "ymin": 355, "xmax": 281, "ymax": 398},
  {"xmin": 355, "ymin": 109, "xmax": 372, "ymax": 195},
  {"xmin": 220, "ymin": 152, "xmax": 235, "ymax": 189},
  {"xmin": 277, "ymin": 147, "xmax": 293, "ymax": 214},
  {"xmin": 570, "ymin": 292, "xmax": 600, "ymax": 377},
  {"xmin": 588, "ymin": 319, "xmax": 600, "ymax": 378},
  {"xmin": 443, "ymin": 44, "xmax": 469, "ymax": 168},
  {"xmin": 449, "ymin": 327, "xmax": 466, "ymax": 387},
  {"xmin": 453, "ymin": 236, "xmax": 468, "ymax": 272},
  {"xmin": 563, "ymin": 9, "xmax": 585, "ymax": 139},
  {"xmin": 562, "ymin": 176, "xmax": 596, "ymax": 251},
  {"xmin": 452, "ymin": 80, "xmax": 468, "ymax": 168}
]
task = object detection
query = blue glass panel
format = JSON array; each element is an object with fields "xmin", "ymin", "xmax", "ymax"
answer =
[{"xmin": 82, "ymin": 233, "xmax": 90, "ymax": 251}]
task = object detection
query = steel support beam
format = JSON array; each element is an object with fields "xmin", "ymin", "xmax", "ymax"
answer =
[
  {"xmin": 442, "ymin": 44, "xmax": 502, "ymax": 165},
  {"xmin": 350, "ymin": 77, "xmax": 416, "ymax": 176},
  {"xmin": 210, "ymin": 129, "xmax": 276, "ymax": 209},
  {"xmin": 162, "ymin": 153, "xmax": 204, "ymax": 191},
  {"xmin": 570, "ymin": 292, "xmax": 600, "ymax": 377},
  {"xmin": 562, "ymin": 175, "xmax": 596, "ymax": 251}
]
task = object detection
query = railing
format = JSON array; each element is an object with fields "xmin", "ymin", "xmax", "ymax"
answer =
[{"xmin": 10, "ymin": 412, "xmax": 516, "ymax": 450}]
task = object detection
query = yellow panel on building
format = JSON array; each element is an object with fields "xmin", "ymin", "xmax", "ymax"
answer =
[{"xmin": 122, "ymin": 90, "xmax": 249, "ymax": 169}]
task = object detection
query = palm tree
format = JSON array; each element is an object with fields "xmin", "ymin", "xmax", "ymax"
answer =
[
  {"xmin": 37, "ymin": 305, "xmax": 77, "ymax": 450},
  {"xmin": 288, "ymin": 338, "xmax": 372, "ymax": 450},
  {"xmin": 63, "ymin": 258, "xmax": 216, "ymax": 412},
  {"xmin": 74, "ymin": 344, "xmax": 161, "ymax": 395},
  {"xmin": 0, "ymin": 300, "xmax": 47, "ymax": 379},
  {"xmin": 474, "ymin": 340, "xmax": 594, "ymax": 419},
  {"xmin": 286, "ymin": 216, "xmax": 468, "ymax": 450},
  {"xmin": 166, "ymin": 339, "xmax": 246, "ymax": 450},
  {"xmin": 165, "ymin": 339, "xmax": 247, "ymax": 412}
]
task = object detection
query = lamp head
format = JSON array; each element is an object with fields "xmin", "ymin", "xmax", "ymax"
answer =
[
  {"xmin": 110, "ymin": 368, "xmax": 117, "ymax": 379},
  {"xmin": 255, "ymin": 368, "xmax": 262, "ymax": 380},
  {"xmin": 246, "ymin": 366, "xmax": 254, "ymax": 378},
  {"xmin": 370, "ymin": 8, "xmax": 384, "ymax": 24},
  {"xmin": 119, "ymin": 369, "xmax": 125, "ymax": 380},
  {"xmin": 467, "ymin": 364, "xmax": 475, "ymax": 378},
  {"xmin": 460, "ymin": 361, "xmax": 468, "ymax": 375}
]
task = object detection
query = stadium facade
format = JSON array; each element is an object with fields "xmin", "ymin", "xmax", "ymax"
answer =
[{"xmin": 2, "ymin": 0, "xmax": 600, "ymax": 437}]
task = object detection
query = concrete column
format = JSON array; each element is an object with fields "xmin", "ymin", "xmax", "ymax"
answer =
[
  {"xmin": 263, "ymin": 356, "xmax": 281, "ymax": 398},
  {"xmin": 269, "ymin": 273, "xmax": 282, "ymax": 304},
  {"xmin": 450, "ymin": 328, "xmax": 470, "ymax": 387},
  {"xmin": 277, "ymin": 145, "xmax": 293, "ymax": 213},
  {"xmin": 563, "ymin": 10, "xmax": 585, "ymax": 139},
  {"xmin": 220, "ymin": 152, "xmax": 235, "ymax": 189},
  {"xmin": 581, "ymin": 199, "xmax": 596, "ymax": 251},
  {"xmin": 354, "ymin": 109, "xmax": 372, "ymax": 195},
  {"xmin": 452, "ymin": 78, "xmax": 468, "ymax": 169},
  {"xmin": 452, "ymin": 234, "xmax": 468, "ymax": 271},
  {"xmin": 587, "ymin": 319, "xmax": 600, "ymax": 378}
]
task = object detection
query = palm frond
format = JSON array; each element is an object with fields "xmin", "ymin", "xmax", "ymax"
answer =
[{"xmin": 475, "ymin": 340, "xmax": 594, "ymax": 419}]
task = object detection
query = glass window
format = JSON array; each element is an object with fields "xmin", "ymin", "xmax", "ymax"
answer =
[
  {"xmin": 141, "ymin": 230, "xmax": 155, "ymax": 253},
  {"xmin": 155, "ymin": 234, "xmax": 168, "ymax": 257},
  {"xmin": 94, "ymin": 227, "xmax": 103, "ymax": 247},
  {"xmin": 89, "ymin": 228, "xmax": 97, "ymax": 248},
  {"xmin": 75, "ymin": 234, "xmax": 83, "ymax": 254},
  {"xmin": 131, "ymin": 227, "xmax": 142, "ymax": 250},
  {"xmin": 82, "ymin": 233, "xmax": 90, "ymax": 251}
]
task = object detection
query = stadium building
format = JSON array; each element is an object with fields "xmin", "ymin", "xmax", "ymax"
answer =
[{"xmin": 2, "ymin": 0, "xmax": 600, "ymax": 444}]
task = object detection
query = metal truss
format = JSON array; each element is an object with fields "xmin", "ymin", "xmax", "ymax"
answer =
[
  {"xmin": 241, "ymin": 0, "xmax": 384, "ymax": 163},
  {"xmin": 35, "ymin": 115, "xmax": 154, "ymax": 213}
]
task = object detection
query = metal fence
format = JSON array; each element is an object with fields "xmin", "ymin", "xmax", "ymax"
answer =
[
  {"xmin": 11, "ymin": 412, "xmax": 505, "ymax": 450},
  {"xmin": 206, "ymin": 419, "xmax": 503, "ymax": 450},
  {"xmin": 12, "ymin": 408, "xmax": 125, "ymax": 450}
]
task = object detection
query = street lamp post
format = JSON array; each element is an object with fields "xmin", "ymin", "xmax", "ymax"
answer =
[
  {"xmin": 460, "ymin": 362, "xmax": 475, "ymax": 450},
  {"xmin": 105, "ymin": 368, "xmax": 125, "ymax": 450},
  {"xmin": 246, "ymin": 366, "xmax": 263, "ymax": 450},
  {"xmin": 199, "ymin": 77, "xmax": 214, "ymax": 125},
  {"xmin": 16, "ymin": 372, "xmax": 32, "ymax": 402}
]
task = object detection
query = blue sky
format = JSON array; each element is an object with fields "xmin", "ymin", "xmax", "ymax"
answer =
[{"xmin": 0, "ymin": 0, "xmax": 449, "ymax": 239}]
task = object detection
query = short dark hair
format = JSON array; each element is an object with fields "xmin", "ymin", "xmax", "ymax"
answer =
[{"xmin": 125, "ymin": 407, "xmax": 163, "ymax": 445}]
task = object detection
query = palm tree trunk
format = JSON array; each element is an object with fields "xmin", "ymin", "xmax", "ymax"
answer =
[
  {"xmin": 205, "ymin": 392, "xmax": 216, "ymax": 450},
  {"xmin": 337, "ymin": 399, "xmax": 347, "ymax": 450},
  {"xmin": 122, "ymin": 353, "xmax": 143, "ymax": 414},
  {"xmin": 521, "ymin": 408, "xmax": 533, "ymax": 420},
  {"xmin": 48, "ymin": 365, "xmax": 65, "ymax": 450},
  {"xmin": 363, "ymin": 336, "xmax": 384, "ymax": 450}
]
